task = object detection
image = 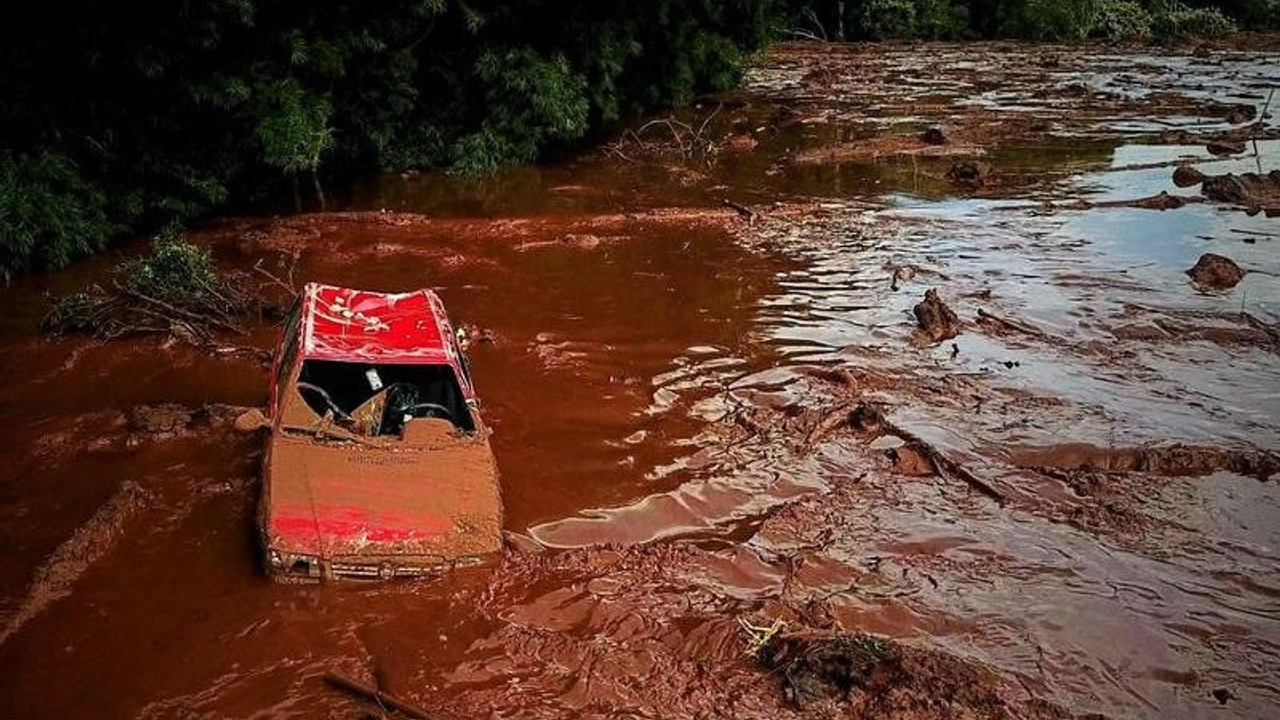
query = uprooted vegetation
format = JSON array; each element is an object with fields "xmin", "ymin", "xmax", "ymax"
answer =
[{"xmin": 42, "ymin": 230, "xmax": 293, "ymax": 349}]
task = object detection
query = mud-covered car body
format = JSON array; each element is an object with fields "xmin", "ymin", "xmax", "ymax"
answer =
[{"xmin": 259, "ymin": 283, "xmax": 502, "ymax": 581}]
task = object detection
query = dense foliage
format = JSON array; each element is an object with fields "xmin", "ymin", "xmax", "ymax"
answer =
[
  {"xmin": 1, "ymin": 0, "xmax": 771, "ymax": 279},
  {"xmin": 780, "ymin": 0, "xmax": 1265, "ymax": 41},
  {"xmin": 1, "ymin": 0, "xmax": 1272, "ymax": 278}
]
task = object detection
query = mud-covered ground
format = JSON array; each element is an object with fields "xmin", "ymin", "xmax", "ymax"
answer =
[{"xmin": 2, "ymin": 41, "xmax": 1278, "ymax": 720}]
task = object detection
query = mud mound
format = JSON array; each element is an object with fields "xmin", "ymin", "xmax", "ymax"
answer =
[
  {"xmin": 1187, "ymin": 253, "xmax": 1244, "ymax": 290},
  {"xmin": 760, "ymin": 632, "xmax": 1072, "ymax": 720},
  {"xmin": 914, "ymin": 289, "xmax": 961, "ymax": 342},
  {"xmin": 1, "ymin": 481, "xmax": 151, "ymax": 645}
]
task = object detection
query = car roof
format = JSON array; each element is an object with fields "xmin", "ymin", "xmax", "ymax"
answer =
[{"xmin": 298, "ymin": 282, "xmax": 461, "ymax": 367}]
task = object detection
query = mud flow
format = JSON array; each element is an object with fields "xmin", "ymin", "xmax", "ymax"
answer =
[{"xmin": 2, "ymin": 42, "xmax": 1279, "ymax": 719}]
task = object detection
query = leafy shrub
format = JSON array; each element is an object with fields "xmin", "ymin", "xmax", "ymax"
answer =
[
  {"xmin": 0, "ymin": 152, "xmax": 118, "ymax": 280},
  {"xmin": 1149, "ymin": 1, "xmax": 1238, "ymax": 36},
  {"xmin": 122, "ymin": 230, "xmax": 222, "ymax": 304},
  {"xmin": 856, "ymin": 0, "xmax": 971, "ymax": 38},
  {"xmin": 1093, "ymin": 0, "xmax": 1154, "ymax": 38}
]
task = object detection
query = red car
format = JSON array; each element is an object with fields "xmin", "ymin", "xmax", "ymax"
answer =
[{"xmin": 258, "ymin": 283, "xmax": 503, "ymax": 581}]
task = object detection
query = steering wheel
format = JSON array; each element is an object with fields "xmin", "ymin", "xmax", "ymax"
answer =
[
  {"xmin": 378, "ymin": 384, "xmax": 455, "ymax": 422},
  {"xmin": 402, "ymin": 402, "xmax": 455, "ymax": 421},
  {"xmin": 296, "ymin": 382, "xmax": 353, "ymax": 421}
]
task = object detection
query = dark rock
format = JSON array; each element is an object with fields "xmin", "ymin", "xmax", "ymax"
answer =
[
  {"xmin": 1172, "ymin": 165, "xmax": 1206, "ymax": 188},
  {"xmin": 920, "ymin": 126, "xmax": 947, "ymax": 145},
  {"xmin": 1201, "ymin": 170, "xmax": 1280, "ymax": 207},
  {"xmin": 946, "ymin": 160, "xmax": 992, "ymax": 188},
  {"xmin": 913, "ymin": 289, "xmax": 961, "ymax": 342},
  {"xmin": 1187, "ymin": 253, "xmax": 1244, "ymax": 290},
  {"xmin": 1206, "ymin": 139, "xmax": 1247, "ymax": 156}
]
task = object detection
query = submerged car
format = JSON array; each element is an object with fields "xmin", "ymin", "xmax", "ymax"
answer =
[{"xmin": 258, "ymin": 282, "xmax": 503, "ymax": 581}]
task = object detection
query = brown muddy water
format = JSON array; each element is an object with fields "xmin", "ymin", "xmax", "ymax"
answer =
[{"xmin": 2, "ymin": 42, "xmax": 1279, "ymax": 720}]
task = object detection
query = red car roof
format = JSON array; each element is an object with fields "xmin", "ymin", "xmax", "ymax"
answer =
[{"xmin": 299, "ymin": 283, "xmax": 462, "ymax": 370}]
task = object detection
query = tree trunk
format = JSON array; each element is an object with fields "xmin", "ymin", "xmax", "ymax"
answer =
[{"xmin": 312, "ymin": 172, "xmax": 327, "ymax": 211}]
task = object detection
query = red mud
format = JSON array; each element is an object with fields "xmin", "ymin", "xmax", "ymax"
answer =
[{"xmin": 2, "ymin": 39, "xmax": 1280, "ymax": 720}]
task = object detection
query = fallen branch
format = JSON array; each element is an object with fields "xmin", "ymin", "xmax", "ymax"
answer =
[
  {"xmin": 324, "ymin": 671, "xmax": 432, "ymax": 719},
  {"xmin": 975, "ymin": 308, "xmax": 1047, "ymax": 339},
  {"xmin": 721, "ymin": 197, "xmax": 758, "ymax": 225}
]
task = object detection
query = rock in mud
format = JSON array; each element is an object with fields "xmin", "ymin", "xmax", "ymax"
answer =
[
  {"xmin": 1172, "ymin": 165, "xmax": 1206, "ymax": 188},
  {"xmin": 1199, "ymin": 170, "xmax": 1280, "ymax": 213},
  {"xmin": 920, "ymin": 126, "xmax": 947, "ymax": 145},
  {"xmin": 128, "ymin": 403, "xmax": 251, "ymax": 439},
  {"xmin": 946, "ymin": 159, "xmax": 992, "ymax": 188},
  {"xmin": 725, "ymin": 133, "xmax": 758, "ymax": 154},
  {"xmin": 1206, "ymin": 138, "xmax": 1247, "ymax": 156},
  {"xmin": 759, "ymin": 632, "xmax": 1068, "ymax": 718},
  {"xmin": 890, "ymin": 444, "xmax": 936, "ymax": 476},
  {"xmin": 128, "ymin": 404, "xmax": 196, "ymax": 434},
  {"xmin": 849, "ymin": 403, "xmax": 886, "ymax": 434},
  {"xmin": 913, "ymin": 289, "xmax": 961, "ymax": 342},
  {"xmin": 1187, "ymin": 253, "xmax": 1244, "ymax": 290}
]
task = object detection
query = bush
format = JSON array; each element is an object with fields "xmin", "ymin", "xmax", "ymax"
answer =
[
  {"xmin": 122, "ymin": 230, "xmax": 222, "ymax": 305},
  {"xmin": 0, "ymin": 152, "xmax": 118, "ymax": 281},
  {"xmin": 1093, "ymin": 0, "xmax": 1154, "ymax": 38},
  {"xmin": 857, "ymin": 0, "xmax": 971, "ymax": 39},
  {"xmin": 1149, "ymin": 1, "xmax": 1238, "ymax": 35}
]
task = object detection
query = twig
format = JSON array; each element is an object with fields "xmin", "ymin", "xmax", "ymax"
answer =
[
  {"xmin": 975, "ymin": 309, "xmax": 1047, "ymax": 339},
  {"xmin": 253, "ymin": 258, "xmax": 300, "ymax": 297},
  {"xmin": 324, "ymin": 671, "xmax": 432, "ymax": 719},
  {"xmin": 121, "ymin": 287, "xmax": 245, "ymax": 335}
]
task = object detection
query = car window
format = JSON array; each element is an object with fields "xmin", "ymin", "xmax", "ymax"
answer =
[{"xmin": 296, "ymin": 360, "xmax": 476, "ymax": 435}]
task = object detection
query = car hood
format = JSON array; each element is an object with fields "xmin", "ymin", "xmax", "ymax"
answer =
[{"xmin": 263, "ymin": 426, "xmax": 503, "ymax": 563}]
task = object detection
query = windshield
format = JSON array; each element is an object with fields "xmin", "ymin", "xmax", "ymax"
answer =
[{"xmin": 294, "ymin": 359, "xmax": 475, "ymax": 436}]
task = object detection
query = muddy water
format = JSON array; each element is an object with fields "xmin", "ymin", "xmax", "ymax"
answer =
[{"xmin": 2, "ymin": 42, "xmax": 1279, "ymax": 720}]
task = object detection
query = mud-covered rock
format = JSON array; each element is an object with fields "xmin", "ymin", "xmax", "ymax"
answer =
[
  {"xmin": 1206, "ymin": 139, "xmax": 1247, "ymax": 156},
  {"xmin": 920, "ymin": 126, "xmax": 947, "ymax": 145},
  {"xmin": 128, "ymin": 403, "xmax": 252, "ymax": 438},
  {"xmin": 849, "ymin": 403, "xmax": 886, "ymax": 434},
  {"xmin": 890, "ymin": 444, "xmax": 936, "ymax": 476},
  {"xmin": 128, "ymin": 404, "xmax": 196, "ymax": 434},
  {"xmin": 1187, "ymin": 253, "xmax": 1244, "ymax": 290},
  {"xmin": 725, "ymin": 133, "xmax": 758, "ymax": 154},
  {"xmin": 1200, "ymin": 170, "xmax": 1280, "ymax": 211},
  {"xmin": 1172, "ymin": 165, "xmax": 1206, "ymax": 188},
  {"xmin": 759, "ymin": 632, "xmax": 1070, "ymax": 719},
  {"xmin": 946, "ymin": 159, "xmax": 992, "ymax": 188},
  {"xmin": 913, "ymin": 289, "xmax": 961, "ymax": 342}
]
